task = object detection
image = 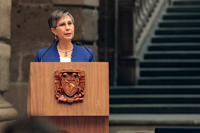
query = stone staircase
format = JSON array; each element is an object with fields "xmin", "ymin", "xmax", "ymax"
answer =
[{"xmin": 110, "ymin": 0, "xmax": 200, "ymax": 116}]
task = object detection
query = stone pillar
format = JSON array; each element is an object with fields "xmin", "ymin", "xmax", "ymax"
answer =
[
  {"xmin": 53, "ymin": 0, "xmax": 99, "ymax": 60},
  {"xmin": 0, "ymin": 42, "xmax": 18, "ymax": 131},
  {"xmin": 117, "ymin": 1, "xmax": 138, "ymax": 85},
  {"xmin": 0, "ymin": 0, "xmax": 11, "ymax": 39},
  {"xmin": 0, "ymin": 0, "xmax": 18, "ymax": 132}
]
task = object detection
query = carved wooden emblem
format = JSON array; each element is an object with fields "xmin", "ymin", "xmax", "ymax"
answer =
[{"xmin": 54, "ymin": 69, "xmax": 85, "ymax": 103}]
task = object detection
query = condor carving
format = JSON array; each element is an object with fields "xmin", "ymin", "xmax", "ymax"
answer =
[{"xmin": 54, "ymin": 69, "xmax": 85, "ymax": 103}]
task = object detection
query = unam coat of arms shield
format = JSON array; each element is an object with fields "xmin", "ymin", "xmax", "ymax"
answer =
[{"xmin": 54, "ymin": 69, "xmax": 85, "ymax": 103}]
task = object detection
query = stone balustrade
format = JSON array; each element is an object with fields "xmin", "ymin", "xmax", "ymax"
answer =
[
  {"xmin": 116, "ymin": 0, "xmax": 160, "ymax": 85},
  {"xmin": 135, "ymin": 0, "xmax": 157, "ymax": 42}
]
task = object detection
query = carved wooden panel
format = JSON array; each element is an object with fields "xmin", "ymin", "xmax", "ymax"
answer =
[{"xmin": 54, "ymin": 69, "xmax": 85, "ymax": 103}]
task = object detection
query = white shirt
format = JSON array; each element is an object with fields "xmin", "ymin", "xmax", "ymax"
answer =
[{"xmin": 60, "ymin": 57, "xmax": 71, "ymax": 62}]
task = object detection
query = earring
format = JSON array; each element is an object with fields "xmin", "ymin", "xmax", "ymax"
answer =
[{"xmin": 55, "ymin": 35, "xmax": 58, "ymax": 40}]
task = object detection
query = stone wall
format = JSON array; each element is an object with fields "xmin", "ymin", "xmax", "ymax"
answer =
[{"xmin": 4, "ymin": 0, "xmax": 99, "ymax": 118}]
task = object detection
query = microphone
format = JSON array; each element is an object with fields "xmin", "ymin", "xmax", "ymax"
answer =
[
  {"xmin": 75, "ymin": 41, "xmax": 96, "ymax": 62},
  {"xmin": 40, "ymin": 39, "xmax": 59, "ymax": 62}
]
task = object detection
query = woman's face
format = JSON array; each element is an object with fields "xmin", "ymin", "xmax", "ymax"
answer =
[{"xmin": 51, "ymin": 15, "xmax": 74, "ymax": 41}]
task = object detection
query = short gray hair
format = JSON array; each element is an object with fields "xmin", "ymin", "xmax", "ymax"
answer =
[{"xmin": 48, "ymin": 10, "xmax": 74, "ymax": 28}]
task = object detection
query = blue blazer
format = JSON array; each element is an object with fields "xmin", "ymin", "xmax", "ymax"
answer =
[{"xmin": 35, "ymin": 42, "xmax": 95, "ymax": 62}]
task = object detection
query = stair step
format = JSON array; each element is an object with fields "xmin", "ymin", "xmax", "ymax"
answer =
[
  {"xmin": 109, "ymin": 85, "xmax": 200, "ymax": 94},
  {"xmin": 155, "ymin": 28, "xmax": 200, "ymax": 35},
  {"xmin": 109, "ymin": 114, "xmax": 200, "ymax": 125},
  {"xmin": 144, "ymin": 51, "xmax": 200, "ymax": 59},
  {"xmin": 152, "ymin": 35, "xmax": 200, "ymax": 43},
  {"xmin": 148, "ymin": 43, "xmax": 200, "ymax": 51},
  {"xmin": 167, "ymin": 6, "xmax": 200, "ymax": 13},
  {"xmin": 138, "ymin": 77, "xmax": 200, "ymax": 85},
  {"xmin": 163, "ymin": 13, "xmax": 200, "ymax": 20},
  {"xmin": 110, "ymin": 104, "xmax": 200, "ymax": 108},
  {"xmin": 159, "ymin": 20, "xmax": 200, "ymax": 27},
  {"xmin": 140, "ymin": 60, "xmax": 200, "ymax": 68},
  {"xmin": 110, "ymin": 94, "xmax": 200, "ymax": 104},
  {"xmin": 110, "ymin": 104, "xmax": 200, "ymax": 113},
  {"xmin": 174, "ymin": 1, "xmax": 200, "ymax": 6},
  {"xmin": 140, "ymin": 68, "xmax": 200, "ymax": 77}
]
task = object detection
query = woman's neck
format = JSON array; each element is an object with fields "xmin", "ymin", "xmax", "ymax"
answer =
[{"xmin": 57, "ymin": 40, "xmax": 73, "ymax": 51}]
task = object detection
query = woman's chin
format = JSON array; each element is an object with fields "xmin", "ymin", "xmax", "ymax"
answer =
[{"xmin": 60, "ymin": 37, "xmax": 73, "ymax": 41}]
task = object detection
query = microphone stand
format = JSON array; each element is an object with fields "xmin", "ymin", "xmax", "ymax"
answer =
[{"xmin": 75, "ymin": 41, "xmax": 96, "ymax": 62}]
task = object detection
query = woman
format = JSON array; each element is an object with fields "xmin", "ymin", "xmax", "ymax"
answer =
[{"xmin": 35, "ymin": 10, "xmax": 95, "ymax": 62}]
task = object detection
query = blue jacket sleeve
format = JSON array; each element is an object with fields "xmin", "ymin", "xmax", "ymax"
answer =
[{"xmin": 35, "ymin": 50, "xmax": 41, "ymax": 62}]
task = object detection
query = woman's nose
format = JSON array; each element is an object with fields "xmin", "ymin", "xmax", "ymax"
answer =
[{"xmin": 65, "ymin": 24, "xmax": 70, "ymax": 30}]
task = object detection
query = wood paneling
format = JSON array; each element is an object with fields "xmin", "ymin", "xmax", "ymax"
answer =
[
  {"xmin": 29, "ymin": 62, "xmax": 109, "ymax": 116},
  {"xmin": 45, "ymin": 116, "xmax": 109, "ymax": 133}
]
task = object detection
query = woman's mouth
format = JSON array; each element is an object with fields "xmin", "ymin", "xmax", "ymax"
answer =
[{"xmin": 65, "ymin": 33, "xmax": 71, "ymax": 36}]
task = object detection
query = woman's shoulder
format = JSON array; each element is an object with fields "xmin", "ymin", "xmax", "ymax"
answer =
[
  {"xmin": 35, "ymin": 47, "xmax": 49, "ymax": 62},
  {"xmin": 37, "ymin": 44, "xmax": 57, "ymax": 54},
  {"xmin": 35, "ymin": 45, "xmax": 57, "ymax": 62},
  {"xmin": 74, "ymin": 44, "xmax": 93, "ymax": 52},
  {"xmin": 73, "ymin": 44, "xmax": 95, "ymax": 62}
]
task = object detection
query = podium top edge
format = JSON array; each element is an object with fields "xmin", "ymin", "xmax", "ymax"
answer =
[{"xmin": 30, "ymin": 62, "xmax": 109, "ymax": 64}]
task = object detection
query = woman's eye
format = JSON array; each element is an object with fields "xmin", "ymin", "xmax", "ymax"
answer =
[{"xmin": 60, "ymin": 23, "xmax": 66, "ymax": 26}]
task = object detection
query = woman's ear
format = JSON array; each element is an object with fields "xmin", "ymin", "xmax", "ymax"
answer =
[{"xmin": 51, "ymin": 28, "xmax": 56, "ymax": 36}]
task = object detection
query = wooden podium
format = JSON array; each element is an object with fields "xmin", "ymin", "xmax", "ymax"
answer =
[{"xmin": 28, "ymin": 62, "xmax": 109, "ymax": 133}]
